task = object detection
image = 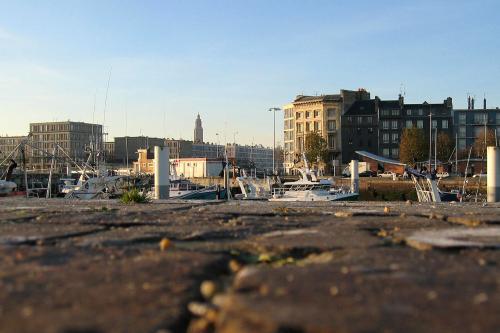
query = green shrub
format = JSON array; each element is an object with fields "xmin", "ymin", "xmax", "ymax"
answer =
[{"xmin": 120, "ymin": 188, "xmax": 150, "ymax": 204}]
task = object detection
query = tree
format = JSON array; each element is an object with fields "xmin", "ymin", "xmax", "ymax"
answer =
[
  {"xmin": 304, "ymin": 131, "xmax": 328, "ymax": 167},
  {"xmin": 473, "ymin": 128, "xmax": 497, "ymax": 158},
  {"xmin": 399, "ymin": 127, "xmax": 428, "ymax": 165},
  {"xmin": 436, "ymin": 132, "xmax": 454, "ymax": 162}
]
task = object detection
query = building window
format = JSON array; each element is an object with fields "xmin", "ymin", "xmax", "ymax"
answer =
[
  {"xmin": 474, "ymin": 113, "xmax": 487, "ymax": 124},
  {"xmin": 305, "ymin": 122, "xmax": 310, "ymax": 132},
  {"xmin": 417, "ymin": 120, "xmax": 424, "ymax": 129},
  {"xmin": 383, "ymin": 133, "xmax": 389, "ymax": 143},
  {"xmin": 458, "ymin": 113, "xmax": 466, "ymax": 124},
  {"xmin": 391, "ymin": 120, "xmax": 398, "ymax": 129},
  {"xmin": 392, "ymin": 133, "xmax": 399, "ymax": 142},
  {"xmin": 458, "ymin": 139, "xmax": 466, "ymax": 150},
  {"xmin": 406, "ymin": 109, "xmax": 412, "ymax": 116},
  {"xmin": 392, "ymin": 148, "xmax": 399, "ymax": 158},
  {"xmin": 496, "ymin": 113, "xmax": 500, "ymax": 124},
  {"xmin": 381, "ymin": 109, "xmax": 390, "ymax": 116},
  {"xmin": 328, "ymin": 120, "xmax": 336, "ymax": 131},
  {"xmin": 357, "ymin": 116, "xmax": 363, "ymax": 124},
  {"xmin": 392, "ymin": 109, "xmax": 400, "ymax": 116},
  {"xmin": 366, "ymin": 116, "xmax": 372, "ymax": 124},
  {"xmin": 458, "ymin": 126, "xmax": 466, "ymax": 137},
  {"xmin": 382, "ymin": 121, "xmax": 389, "ymax": 129},
  {"xmin": 327, "ymin": 109, "xmax": 336, "ymax": 118},
  {"xmin": 306, "ymin": 111, "xmax": 311, "ymax": 119},
  {"xmin": 314, "ymin": 110, "xmax": 320, "ymax": 118},
  {"xmin": 474, "ymin": 127, "xmax": 483, "ymax": 138},
  {"xmin": 442, "ymin": 119, "xmax": 448, "ymax": 129},
  {"xmin": 346, "ymin": 116, "xmax": 352, "ymax": 123},
  {"xmin": 406, "ymin": 120, "xmax": 413, "ymax": 128},
  {"xmin": 328, "ymin": 134, "xmax": 335, "ymax": 149},
  {"xmin": 432, "ymin": 120, "xmax": 437, "ymax": 129},
  {"xmin": 314, "ymin": 121, "xmax": 320, "ymax": 132},
  {"xmin": 418, "ymin": 109, "xmax": 423, "ymax": 116},
  {"xmin": 383, "ymin": 148, "xmax": 390, "ymax": 156},
  {"xmin": 296, "ymin": 112, "xmax": 302, "ymax": 120}
]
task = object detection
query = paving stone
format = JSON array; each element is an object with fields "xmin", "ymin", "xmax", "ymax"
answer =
[{"xmin": 0, "ymin": 197, "xmax": 499, "ymax": 333}]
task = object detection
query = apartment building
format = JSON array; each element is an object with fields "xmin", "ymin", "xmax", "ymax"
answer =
[
  {"xmin": 113, "ymin": 136, "xmax": 165, "ymax": 165},
  {"xmin": 341, "ymin": 96, "xmax": 453, "ymax": 163},
  {"xmin": 29, "ymin": 121, "xmax": 102, "ymax": 170},
  {"xmin": 0, "ymin": 135, "xmax": 28, "ymax": 161},
  {"xmin": 453, "ymin": 100, "xmax": 500, "ymax": 151},
  {"xmin": 283, "ymin": 89, "xmax": 370, "ymax": 174}
]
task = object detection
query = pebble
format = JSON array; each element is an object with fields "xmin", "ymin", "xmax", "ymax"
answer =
[
  {"xmin": 473, "ymin": 292, "xmax": 488, "ymax": 305},
  {"xmin": 427, "ymin": 291, "xmax": 438, "ymax": 300},
  {"xmin": 334, "ymin": 211, "xmax": 353, "ymax": 217},
  {"xmin": 188, "ymin": 301, "xmax": 212, "ymax": 317},
  {"xmin": 159, "ymin": 238, "xmax": 171, "ymax": 251},
  {"xmin": 329, "ymin": 286, "xmax": 339, "ymax": 296},
  {"xmin": 228, "ymin": 259, "xmax": 242, "ymax": 273},
  {"xmin": 258, "ymin": 253, "xmax": 272, "ymax": 263},
  {"xmin": 200, "ymin": 280, "xmax": 217, "ymax": 300}
]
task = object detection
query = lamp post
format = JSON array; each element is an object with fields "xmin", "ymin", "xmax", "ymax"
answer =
[
  {"xmin": 269, "ymin": 107, "xmax": 281, "ymax": 174},
  {"xmin": 428, "ymin": 112, "xmax": 432, "ymax": 172},
  {"xmin": 216, "ymin": 133, "xmax": 219, "ymax": 158}
]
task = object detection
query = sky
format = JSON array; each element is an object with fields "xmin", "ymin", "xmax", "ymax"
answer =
[{"xmin": 0, "ymin": 0, "xmax": 499, "ymax": 146}]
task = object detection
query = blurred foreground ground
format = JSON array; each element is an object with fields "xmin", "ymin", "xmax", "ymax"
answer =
[{"xmin": 0, "ymin": 197, "xmax": 499, "ymax": 333}]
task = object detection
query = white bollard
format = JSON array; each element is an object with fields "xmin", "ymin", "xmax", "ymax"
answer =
[
  {"xmin": 350, "ymin": 160, "xmax": 359, "ymax": 194},
  {"xmin": 154, "ymin": 146, "xmax": 170, "ymax": 199},
  {"xmin": 487, "ymin": 146, "xmax": 500, "ymax": 202}
]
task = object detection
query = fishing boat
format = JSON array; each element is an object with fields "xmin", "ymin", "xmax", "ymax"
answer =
[
  {"xmin": 0, "ymin": 159, "xmax": 18, "ymax": 196},
  {"xmin": 64, "ymin": 174, "xmax": 124, "ymax": 199},
  {"xmin": 269, "ymin": 154, "xmax": 358, "ymax": 202},
  {"xmin": 0, "ymin": 180, "xmax": 17, "ymax": 195},
  {"xmin": 235, "ymin": 170, "xmax": 271, "ymax": 200},
  {"xmin": 409, "ymin": 168, "xmax": 460, "ymax": 202}
]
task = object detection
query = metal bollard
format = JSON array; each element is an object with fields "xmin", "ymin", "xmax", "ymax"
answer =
[
  {"xmin": 487, "ymin": 146, "xmax": 500, "ymax": 202},
  {"xmin": 154, "ymin": 146, "xmax": 170, "ymax": 199},
  {"xmin": 350, "ymin": 160, "xmax": 359, "ymax": 194}
]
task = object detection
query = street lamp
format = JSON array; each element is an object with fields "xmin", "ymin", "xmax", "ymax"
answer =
[
  {"xmin": 216, "ymin": 133, "xmax": 219, "ymax": 158},
  {"xmin": 269, "ymin": 107, "xmax": 281, "ymax": 174},
  {"xmin": 428, "ymin": 112, "xmax": 432, "ymax": 172}
]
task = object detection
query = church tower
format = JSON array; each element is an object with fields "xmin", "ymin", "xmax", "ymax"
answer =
[{"xmin": 194, "ymin": 114, "xmax": 203, "ymax": 143}]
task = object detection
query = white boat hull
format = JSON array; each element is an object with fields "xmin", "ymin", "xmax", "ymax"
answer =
[
  {"xmin": 0, "ymin": 180, "xmax": 17, "ymax": 194},
  {"xmin": 269, "ymin": 191, "xmax": 358, "ymax": 202}
]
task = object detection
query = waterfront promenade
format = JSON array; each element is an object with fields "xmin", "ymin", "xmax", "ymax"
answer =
[{"xmin": 0, "ymin": 198, "xmax": 499, "ymax": 333}]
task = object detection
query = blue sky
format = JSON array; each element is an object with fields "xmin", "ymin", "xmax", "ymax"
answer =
[{"xmin": 0, "ymin": 0, "xmax": 499, "ymax": 146}]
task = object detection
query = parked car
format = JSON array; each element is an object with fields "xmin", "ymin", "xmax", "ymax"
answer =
[
  {"xmin": 378, "ymin": 171, "xmax": 397, "ymax": 178},
  {"xmin": 342, "ymin": 170, "xmax": 376, "ymax": 177},
  {"xmin": 436, "ymin": 172, "xmax": 450, "ymax": 178},
  {"xmin": 472, "ymin": 173, "xmax": 487, "ymax": 178}
]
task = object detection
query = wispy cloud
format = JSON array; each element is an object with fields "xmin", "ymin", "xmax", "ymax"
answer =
[{"xmin": 0, "ymin": 26, "xmax": 26, "ymax": 45}]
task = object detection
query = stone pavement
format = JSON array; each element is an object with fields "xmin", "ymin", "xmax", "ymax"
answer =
[{"xmin": 0, "ymin": 198, "xmax": 499, "ymax": 333}]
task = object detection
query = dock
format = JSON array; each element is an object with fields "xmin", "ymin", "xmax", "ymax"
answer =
[{"xmin": 0, "ymin": 198, "xmax": 499, "ymax": 332}]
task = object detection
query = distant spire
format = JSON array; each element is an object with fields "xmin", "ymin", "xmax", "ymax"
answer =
[{"xmin": 194, "ymin": 114, "xmax": 203, "ymax": 143}]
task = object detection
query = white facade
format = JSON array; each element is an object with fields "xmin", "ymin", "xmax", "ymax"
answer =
[{"xmin": 171, "ymin": 158, "xmax": 222, "ymax": 178}]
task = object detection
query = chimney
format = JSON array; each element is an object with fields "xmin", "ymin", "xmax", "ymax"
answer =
[
  {"xmin": 472, "ymin": 97, "xmax": 475, "ymax": 110},
  {"xmin": 468, "ymin": 96, "xmax": 471, "ymax": 110},
  {"xmin": 484, "ymin": 97, "xmax": 487, "ymax": 110}
]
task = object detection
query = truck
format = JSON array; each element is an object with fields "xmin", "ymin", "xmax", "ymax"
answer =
[{"xmin": 342, "ymin": 162, "xmax": 374, "ymax": 177}]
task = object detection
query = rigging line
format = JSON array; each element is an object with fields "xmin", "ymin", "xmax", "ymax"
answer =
[{"xmin": 103, "ymin": 67, "xmax": 112, "ymax": 126}]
